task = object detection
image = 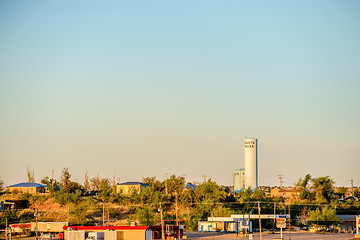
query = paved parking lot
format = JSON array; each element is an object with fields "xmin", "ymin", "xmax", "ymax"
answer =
[{"xmin": 184, "ymin": 232, "xmax": 356, "ymax": 240}]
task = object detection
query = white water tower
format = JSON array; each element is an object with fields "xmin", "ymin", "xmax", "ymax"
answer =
[{"xmin": 244, "ymin": 138, "xmax": 258, "ymax": 189}]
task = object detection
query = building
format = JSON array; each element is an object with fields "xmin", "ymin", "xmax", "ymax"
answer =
[
  {"xmin": 258, "ymin": 186, "xmax": 271, "ymax": 196},
  {"xmin": 271, "ymin": 187, "xmax": 301, "ymax": 200},
  {"xmin": 9, "ymin": 223, "xmax": 31, "ymax": 233},
  {"xmin": 337, "ymin": 215, "xmax": 357, "ymax": 233},
  {"xmin": 244, "ymin": 138, "xmax": 258, "ymax": 189},
  {"xmin": 233, "ymin": 169, "xmax": 245, "ymax": 193},
  {"xmin": 63, "ymin": 225, "xmax": 183, "ymax": 240},
  {"xmin": 30, "ymin": 222, "xmax": 69, "ymax": 235},
  {"xmin": 184, "ymin": 183, "xmax": 196, "ymax": 191},
  {"xmin": 6, "ymin": 182, "xmax": 47, "ymax": 194},
  {"xmin": 198, "ymin": 217, "xmax": 249, "ymax": 233},
  {"xmin": 270, "ymin": 187, "xmax": 315, "ymax": 202},
  {"xmin": 198, "ymin": 214, "xmax": 290, "ymax": 233},
  {"xmin": 116, "ymin": 182, "xmax": 149, "ymax": 195}
]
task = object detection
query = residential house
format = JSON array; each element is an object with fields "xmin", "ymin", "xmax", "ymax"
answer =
[
  {"xmin": 116, "ymin": 182, "xmax": 149, "ymax": 195},
  {"xmin": 271, "ymin": 187, "xmax": 301, "ymax": 201},
  {"xmin": 6, "ymin": 182, "xmax": 47, "ymax": 194}
]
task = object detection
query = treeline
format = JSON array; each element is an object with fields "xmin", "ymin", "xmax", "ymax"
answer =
[{"xmin": 0, "ymin": 170, "xmax": 360, "ymax": 231}]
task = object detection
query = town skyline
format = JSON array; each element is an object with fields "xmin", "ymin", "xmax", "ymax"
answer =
[{"xmin": 1, "ymin": 164, "xmax": 358, "ymax": 189}]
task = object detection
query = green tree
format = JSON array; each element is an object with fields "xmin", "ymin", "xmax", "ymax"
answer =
[
  {"xmin": 193, "ymin": 180, "xmax": 227, "ymax": 203},
  {"xmin": 312, "ymin": 176, "xmax": 335, "ymax": 202},
  {"xmin": 0, "ymin": 209, "xmax": 18, "ymax": 227},
  {"xmin": 108, "ymin": 191, "xmax": 124, "ymax": 204},
  {"xmin": 136, "ymin": 207, "xmax": 156, "ymax": 226},
  {"xmin": 60, "ymin": 167, "xmax": 72, "ymax": 192},
  {"xmin": 166, "ymin": 175, "xmax": 185, "ymax": 196},
  {"xmin": 336, "ymin": 187, "xmax": 347, "ymax": 199},
  {"xmin": 210, "ymin": 206, "xmax": 233, "ymax": 217},
  {"xmin": 84, "ymin": 171, "xmax": 91, "ymax": 192},
  {"xmin": 237, "ymin": 187, "xmax": 253, "ymax": 203},
  {"xmin": 179, "ymin": 187, "xmax": 194, "ymax": 207},
  {"xmin": 142, "ymin": 176, "xmax": 164, "ymax": 192},
  {"xmin": 70, "ymin": 204, "xmax": 90, "ymax": 225},
  {"xmin": 54, "ymin": 189, "xmax": 82, "ymax": 205},
  {"xmin": 354, "ymin": 188, "xmax": 360, "ymax": 199},
  {"xmin": 90, "ymin": 176, "xmax": 111, "ymax": 192},
  {"xmin": 41, "ymin": 176, "xmax": 60, "ymax": 193},
  {"xmin": 132, "ymin": 186, "xmax": 166, "ymax": 206},
  {"xmin": 251, "ymin": 189, "xmax": 266, "ymax": 201},
  {"xmin": 0, "ymin": 178, "xmax": 4, "ymax": 193},
  {"xmin": 307, "ymin": 207, "xmax": 339, "ymax": 229},
  {"xmin": 295, "ymin": 174, "xmax": 313, "ymax": 200},
  {"xmin": 97, "ymin": 185, "xmax": 113, "ymax": 202},
  {"xmin": 68, "ymin": 181, "xmax": 85, "ymax": 193},
  {"xmin": 186, "ymin": 180, "xmax": 230, "ymax": 228}
]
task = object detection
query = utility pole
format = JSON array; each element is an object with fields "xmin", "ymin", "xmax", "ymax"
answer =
[
  {"xmin": 67, "ymin": 205, "xmax": 70, "ymax": 223},
  {"xmin": 102, "ymin": 203, "xmax": 105, "ymax": 226},
  {"xmin": 175, "ymin": 192, "xmax": 180, "ymax": 240},
  {"xmin": 273, "ymin": 202, "xmax": 276, "ymax": 232},
  {"xmin": 175, "ymin": 191, "xmax": 178, "ymax": 221},
  {"xmin": 258, "ymin": 201, "xmax": 262, "ymax": 240},
  {"xmin": 35, "ymin": 208, "xmax": 38, "ymax": 240},
  {"xmin": 248, "ymin": 212, "xmax": 251, "ymax": 235},
  {"xmin": 113, "ymin": 171, "xmax": 116, "ymax": 189},
  {"xmin": 175, "ymin": 191, "xmax": 180, "ymax": 240},
  {"xmin": 278, "ymin": 174, "xmax": 283, "ymax": 188},
  {"xmin": 5, "ymin": 218, "xmax": 8, "ymax": 240},
  {"xmin": 160, "ymin": 202, "xmax": 165, "ymax": 240},
  {"xmin": 165, "ymin": 173, "xmax": 168, "ymax": 196},
  {"xmin": 351, "ymin": 180, "xmax": 354, "ymax": 196},
  {"xmin": 242, "ymin": 212, "xmax": 245, "ymax": 235},
  {"xmin": 202, "ymin": 174, "xmax": 208, "ymax": 183},
  {"xmin": 236, "ymin": 219, "xmax": 239, "ymax": 236},
  {"xmin": 289, "ymin": 204, "xmax": 292, "ymax": 240},
  {"xmin": 288, "ymin": 204, "xmax": 291, "ymax": 226},
  {"xmin": 51, "ymin": 170, "xmax": 54, "ymax": 187}
]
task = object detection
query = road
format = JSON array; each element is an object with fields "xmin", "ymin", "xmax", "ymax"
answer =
[
  {"xmin": 184, "ymin": 232, "xmax": 357, "ymax": 240},
  {"xmin": 1, "ymin": 233, "xmax": 357, "ymax": 240}
]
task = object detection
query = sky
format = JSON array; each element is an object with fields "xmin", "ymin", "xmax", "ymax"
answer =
[{"xmin": 0, "ymin": 1, "xmax": 359, "ymax": 188}]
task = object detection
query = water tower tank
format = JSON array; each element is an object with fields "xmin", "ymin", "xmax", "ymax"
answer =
[{"xmin": 244, "ymin": 138, "xmax": 258, "ymax": 189}]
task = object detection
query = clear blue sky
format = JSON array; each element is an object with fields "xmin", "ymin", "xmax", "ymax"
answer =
[{"xmin": 1, "ymin": 1, "xmax": 359, "ymax": 187}]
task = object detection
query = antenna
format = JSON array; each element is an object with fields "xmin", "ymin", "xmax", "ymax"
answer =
[
  {"xmin": 278, "ymin": 174, "xmax": 283, "ymax": 188},
  {"xmin": 202, "ymin": 174, "xmax": 208, "ymax": 183}
]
